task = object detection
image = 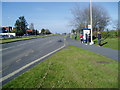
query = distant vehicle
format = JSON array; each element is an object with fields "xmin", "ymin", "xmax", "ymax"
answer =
[
  {"xmin": 10, "ymin": 35, "xmax": 14, "ymax": 37},
  {"xmin": 24, "ymin": 34, "xmax": 29, "ymax": 36},
  {"xmin": 0, "ymin": 33, "xmax": 16, "ymax": 37},
  {"xmin": 0, "ymin": 35, "xmax": 9, "ymax": 37}
]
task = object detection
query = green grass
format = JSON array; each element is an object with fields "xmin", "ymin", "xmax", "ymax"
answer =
[
  {"xmin": 94, "ymin": 38, "xmax": 118, "ymax": 50},
  {"xmin": 0, "ymin": 34, "xmax": 57, "ymax": 44},
  {"xmin": 71, "ymin": 34, "xmax": 118, "ymax": 50},
  {"xmin": 63, "ymin": 36, "xmax": 67, "ymax": 39},
  {"xmin": 3, "ymin": 46, "xmax": 118, "ymax": 88},
  {"xmin": 71, "ymin": 34, "xmax": 80, "ymax": 40}
]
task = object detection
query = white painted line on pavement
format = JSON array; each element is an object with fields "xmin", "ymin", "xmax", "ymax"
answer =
[
  {"xmin": 0, "ymin": 44, "xmax": 65, "ymax": 83},
  {"xmin": 16, "ymin": 59, "xmax": 22, "ymax": 62},
  {"xmin": 0, "ymin": 66, "xmax": 9, "ymax": 73},
  {"xmin": 1, "ymin": 46, "xmax": 15, "ymax": 51},
  {"xmin": 1, "ymin": 41, "xmax": 35, "ymax": 51},
  {"xmin": 1, "ymin": 36, "xmax": 60, "ymax": 51}
]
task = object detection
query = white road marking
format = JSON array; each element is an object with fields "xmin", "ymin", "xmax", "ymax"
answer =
[
  {"xmin": 1, "ymin": 36, "xmax": 61, "ymax": 51},
  {"xmin": 1, "ymin": 37, "xmax": 56, "ymax": 51},
  {"xmin": 0, "ymin": 44, "xmax": 65, "ymax": 83},
  {"xmin": 0, "ymin": 66, "xmax": 9, "ymax": 73},
  {"xmin": 24, "ymin": 54, "xmax": 28, "ymax": 57},
  {"xmin": 1, "ymin": 46, "xmax": 15, "ymax": 51},
  {"xmin": 16, "ymin": 59, "xmax": 22, "ymax": 62},
  {"xmin": 1, "ymin": 41, "xmax": 35, "ymax": 51}
]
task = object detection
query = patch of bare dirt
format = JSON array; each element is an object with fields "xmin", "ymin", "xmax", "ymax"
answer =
[{"xmin": 96, "ymin": 61, "xmax": 110, "ymax": 64}]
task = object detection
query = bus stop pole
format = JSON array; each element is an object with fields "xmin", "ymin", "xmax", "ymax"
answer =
[{"xmin": 90, "ymin": 0, "xmax": 94, "ymax": 45}]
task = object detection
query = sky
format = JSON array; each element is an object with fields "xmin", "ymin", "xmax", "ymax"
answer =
[{"xmin": 2, "ymin": 1, "xmax": 118, "ymax": 33}]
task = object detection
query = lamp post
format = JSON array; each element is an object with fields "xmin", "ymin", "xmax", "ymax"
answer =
[
  {"xmin": 8, "ymin": 17, "xmax": 10, "ymax": 33},
  {"xmin": 89, "ymin": 0, "xmax": 94, "ymax": 45}
]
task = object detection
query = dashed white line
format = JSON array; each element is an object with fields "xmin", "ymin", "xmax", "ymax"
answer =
[
  {"xmin": 1, "ymin": 46, "xmax": 15, "ymax": 51},
  {"xmin": 1, "ymin": 41, "xmax": 35, "ymax": 51},
  {"xmin": 0, "ymin": 66, "xmax": 9, "ymax": 73},
  {"xmin": 16, "ymin": 59, "xmax": 22, "ymax": 62}
]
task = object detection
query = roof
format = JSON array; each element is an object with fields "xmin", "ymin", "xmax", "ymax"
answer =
[
  {"xmin": 27, "ymin": 29, "xmax": 33, "ymax": 32},
  {"xmin": 3, "ymin": 27, "xmax": 9, "ymax": 30}
]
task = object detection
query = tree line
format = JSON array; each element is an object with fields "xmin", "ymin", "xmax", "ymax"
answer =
[
  {"xmin": 10, "ymin": 16, "xmax": 51, "ymax": 36},
  {"xmin": 70, "ymin": 4, "xmax": 118, "ymax": 37}
]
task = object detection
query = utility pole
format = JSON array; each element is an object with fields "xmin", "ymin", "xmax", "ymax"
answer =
[{"xmin": 89, "ymin": 0, "xmax": 94, "ymax": 45}]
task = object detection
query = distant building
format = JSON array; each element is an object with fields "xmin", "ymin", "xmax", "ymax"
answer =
[
  {"xmin": 0, "ymin": 26, "xmax": 15, "ymax": 37},
  {"xmin": 0, "ymin": 26, "xmax": 13, "ymax": 33},
  {"xmin": 0, "ymin": 27, "xmax": 2, "ymax": 33},
  {"xmin": 0, "ymin": 33, "xmax": 16, "ymax": 37},
  {"xmin": 26, "ymin": 29, "xmax": 33, "ymax": 32},
  {"xmin": 26, "ymin": 29, "xmax": 33, "ymax": 35}
]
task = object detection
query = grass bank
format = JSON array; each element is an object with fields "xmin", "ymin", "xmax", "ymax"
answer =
[
  {"xmin": 71, "ymin": 34, "xmax": 118, "ymax": 50},
  {"xmin": 0, "ymin": 34, "xmax": 57, "ymax": 44},
  {"xmin": 93, "ymin": 38, "xmax": 118, "ymax": 50},
  {"xmin": 3, "ymin": 46, "xmax": 118, "ymax": 88}
]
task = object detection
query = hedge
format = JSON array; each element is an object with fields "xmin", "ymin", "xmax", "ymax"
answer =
[{"xmin": 101, "ymin": 30, "xmax": 118, "ymax": 38}]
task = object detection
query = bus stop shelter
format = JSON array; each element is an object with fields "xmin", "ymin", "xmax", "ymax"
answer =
[{"xmin": 80, "ymin": 28, "xmax": 91, "ymax": 41}]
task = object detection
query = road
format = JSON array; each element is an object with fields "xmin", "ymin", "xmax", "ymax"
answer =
[{"xmin": 1, "ymin": 35, "xmax": 65, "ymax": 84}]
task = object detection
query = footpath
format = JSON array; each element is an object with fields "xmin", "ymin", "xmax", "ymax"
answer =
[{"xmin": 65, "ymin": 37, "xmax": 119, "ymax": 61}]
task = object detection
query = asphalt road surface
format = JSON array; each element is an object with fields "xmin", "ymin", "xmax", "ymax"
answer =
[{"xmin": 1, "ymin": 35, "xmax": 65, "ymax": 84}]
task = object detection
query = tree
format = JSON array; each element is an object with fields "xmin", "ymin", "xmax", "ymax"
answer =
[
  {"xmin": 41, "ymin": 28, "xmax": 51, "ymax": 35},
  {"xmin": 14, "ymin": 16, "xmax": 28, "ymax": 36},
  {"xmin": 35, "ymin": 29, "xmax": 39, "ymax": 35},
  {"xmin": 29, "ymin": 23, "xmax": 34, "ymax": 30},
  {"xmin": 112, "ymin": 20, "xmax": 118, "ymax": 30},
  {"xmin": 71, "ymin": 4, "xmax": 110, "ymax": 34},
  {"xmin": 45, "ymin": 29, "xmax": 51, "ymax": 34},
  {"xmin": 41, "ymin": 28, "xmax": 45, "ymax": 34},
  {"xmin": 71, "ymin": 29, "xmax": 75, "ymax": 34}
]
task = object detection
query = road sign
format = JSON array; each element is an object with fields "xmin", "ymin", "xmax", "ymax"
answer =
[
  {"xmin": 83, "ymin": 29, "xmax": 90, "ymax": 40},
  {"xmin": 88, "ymin": 25, "xmax": 92, "ymax": 29}
]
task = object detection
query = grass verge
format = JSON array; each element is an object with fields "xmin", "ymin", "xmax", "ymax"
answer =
[
  {"xmin": 63, "ymin": 36, "xmax": 67, "ymax": 39},
  {"xmin": 0, "ymin": 34, "xmax": 57, "ymax": 44},
  {"xmin": 3, "ymin": 46, "xmax": 118, "ymax": 88},
  {"xmin": 71, "ymin": 34, "xmax": 118, "ymax": 50},
  {"xmin": 93, "ymin": 38, "xmax": 118, "ymax": 50}
]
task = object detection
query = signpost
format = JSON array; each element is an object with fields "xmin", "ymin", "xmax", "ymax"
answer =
[
  {"xmin": 89, "ymin": 0, "xmax": 94, "ymax": 45},
  {"xmin": 83, "ymin": 29, "xmax": 90, "ymax": 41},
  {"xmin": 88, "ymin": 25, "xmax": 92, "ymax": 29},
  {"xmin": 80, "ymin": 28, "xmax": 90, "ymax": 43}
]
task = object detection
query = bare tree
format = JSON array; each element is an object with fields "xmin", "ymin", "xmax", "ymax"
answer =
[
  {"xmin": 112, "ymin": 20, "xmax": 118, "ymax": 30},
  {"xmin": 29, "ymin": 23, "xmax": 34, "ymax": 30},
  {"xmin": 71, "ymin": 4, "xmax": 110, "ymax": 36}
]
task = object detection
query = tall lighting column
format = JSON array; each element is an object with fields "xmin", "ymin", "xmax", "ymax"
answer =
[{"xmin": 90, "ymin": 0, "xmax": 94, "ymax": 45}]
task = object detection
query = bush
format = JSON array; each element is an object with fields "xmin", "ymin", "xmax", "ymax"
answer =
[{"xmin": 101, "ymin": 30, "xmax": 118, "ymax": 38}]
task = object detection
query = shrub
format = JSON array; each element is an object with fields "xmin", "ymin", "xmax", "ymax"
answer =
[{"xmin": 101, "ymin": 30, "xmax": 118, "ymax": 38}]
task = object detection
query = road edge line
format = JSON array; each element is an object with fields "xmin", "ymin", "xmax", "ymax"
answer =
[{"xmin": 0, "ymin": 44, "xmax": 65, "ymax": 83}]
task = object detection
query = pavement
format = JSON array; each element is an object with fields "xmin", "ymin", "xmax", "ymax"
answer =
[{"xmin": 65, "ymin": 36, "xmax": 119, "ymax": 62}]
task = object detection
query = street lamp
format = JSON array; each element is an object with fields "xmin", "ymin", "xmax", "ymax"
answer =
[
  {"xmin": 89, "ymin": 0, "xmax": 94, "ymax": 45},
  {"xmin": 8, "ymin": 17, "xmax": 10, "ymax": 33}
]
